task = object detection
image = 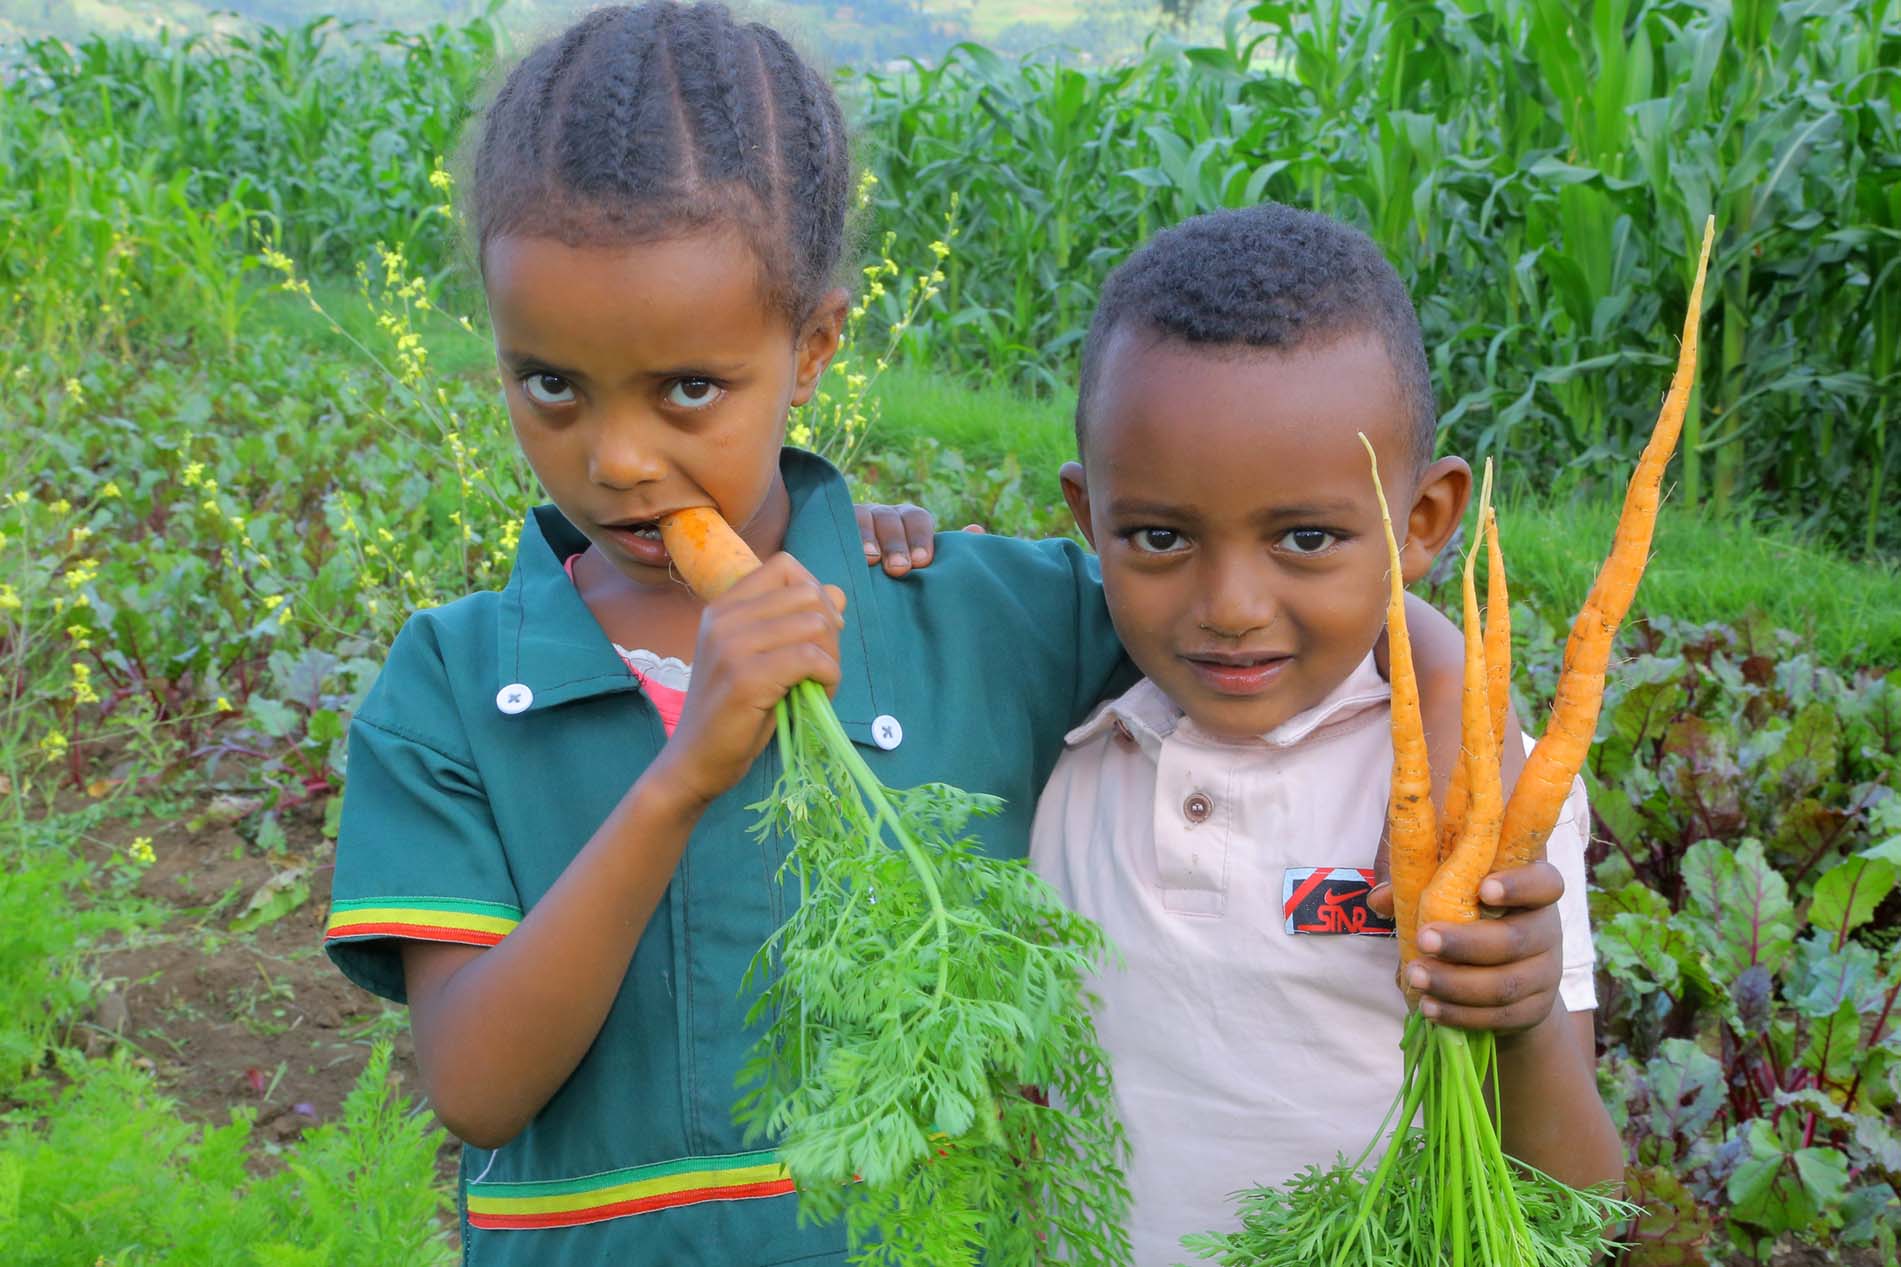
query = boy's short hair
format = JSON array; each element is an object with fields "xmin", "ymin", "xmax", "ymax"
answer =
[{"xmin": 1075, "ymin": 203, "xmax": 1438, "ymax": 467}]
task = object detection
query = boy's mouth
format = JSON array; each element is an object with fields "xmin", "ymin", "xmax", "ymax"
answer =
[{"xmin": 1179, "ymin": 649, "xmax": 1292, "ymax": 696}]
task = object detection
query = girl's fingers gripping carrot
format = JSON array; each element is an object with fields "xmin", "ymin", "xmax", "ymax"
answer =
[
  {"xmin": 1496, "ymin": 216, "xmax": 1715, "ymax": 871},
  {"xmin": 1360, "ymin": 435, "xmax": 1437, "ymax": 977},
  {"xmin": 1419, "ymin": 463, "xmax": 1501, "ymax": 929}
]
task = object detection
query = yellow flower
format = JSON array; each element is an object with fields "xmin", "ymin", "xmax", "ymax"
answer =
[
  {"xmin": 215, "ymin": 696, "xmax": 232, "ymax": 713},
  {"xmin": 128, "ymin": 836, "xmax": 156, "ymax": 865},
  {"xmin": 100, "ymin": 480, "xmax": 122, "ymax": 499},
  {"xmin": 428, "ymin": 161, "xmax": 455, "ymax": 194},
  {"xmin": 40, "ymin": 730, "xmax": 67, "ymax": 762},
  {"xmin": 262, "ymin": 593, "xmax": 285, "ymax": 611},
  {"xmin": 929, "ymin": 240, "xmax": 951, "ymax": 260},
  {"xmin": 181, "ymin": 461, "xmax": 205, "ymax": 487},
  {"xmin": 10, "ymin": 490, "xmax": 28, "ymax": 506},
  {"xmin": 71, "ymin": 662, "xmax": 98, "ymax": 705},
  {"xmin": 49, "ymin": 497, "xmax": 72, "ymax": 514}
]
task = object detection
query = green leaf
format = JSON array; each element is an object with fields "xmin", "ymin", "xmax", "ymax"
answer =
[
  {"xmin": 1643, "ymin": 1038, "xmax": 1724, "ymax": 1143},
  {"xmin": 229, "ymin": 865, "xmax": 312, "ymax": 934},
  {"xmin": 1808, "ymin": 856, "xmax": 1896, "ymax": 946},
  {"xmin": 248, "ymin": 696, "xmax": 300, "ymax": 739},
  {"xmin": 1681, "ymin": 839, "xmax": 1795, "ymax": 983}
]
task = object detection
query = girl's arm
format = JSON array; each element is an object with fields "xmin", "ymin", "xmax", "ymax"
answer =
[{"xmin": 400, "ymin": 554, "xmax": 846, "ymax": 1150}]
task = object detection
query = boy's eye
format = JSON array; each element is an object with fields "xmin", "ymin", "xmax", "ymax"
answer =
[
  {"xmin": 1128, "ymin": 527, "xmax": 1188, "ymax": 555},
  {"xmin": 665, "ymin": 378, "xmax": 723, "ymax": 410},
  {"xmin": 1279, "ymin": 528, "xmax": 1338, "ymax": 555},
  {"xmin": 520, "ymin": 373, "xmax": 575, "ymax": 407}
]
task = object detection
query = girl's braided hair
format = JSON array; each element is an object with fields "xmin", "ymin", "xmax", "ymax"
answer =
[{"xmin": 468, "ymin": 2, "xmax": 850, "ymax": 323}]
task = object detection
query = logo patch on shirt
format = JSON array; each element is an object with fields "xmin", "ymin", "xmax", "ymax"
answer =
[{"xmin": 1281, "ymin": 866, "xmax": 1396, "ymax": 936}]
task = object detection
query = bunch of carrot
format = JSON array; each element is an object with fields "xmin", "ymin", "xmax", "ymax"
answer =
[
  {"xmin": 656, "ymin": 511, "xmax": 1131, "ymax": 1265},
  {"xmin": 1189, "ymin": 217, "xmax": 1715, "ymax": 1266}
]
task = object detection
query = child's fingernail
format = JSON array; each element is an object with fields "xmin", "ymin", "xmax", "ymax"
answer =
[
  {"xmin": 1420, "ymin": 999, "xmax": 1440, "ymax": 1019},
  {"xmin": 1417, "ymin": 929, "xmax": 1442, "ymax": 955},
  {"xmin": 888, "ymin": 556, "xmax": 908, "ymax": 570},
  {"xmin": 1406, "ymin": 965, "xmax": 1430, "ymax": 990},
  {"xmin": 911, "ymin": 548, "xmax": 928, "ymax": 562},
  {"xmin": 863, "ymin": 543, "xmax": 880, "ymax": 557},
  {"xmin": 1480, "ymin": 880, "xmax": 1504, "ymax": 904}
]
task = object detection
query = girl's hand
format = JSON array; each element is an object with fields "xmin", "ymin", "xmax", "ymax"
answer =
[
  {"xmin": 1405, "ymin": 861, "xmax": 1565, "ymax": 1035},
  {"xmin": 658, "ymin": 553, "xmax": 845, "ymax": 807}
]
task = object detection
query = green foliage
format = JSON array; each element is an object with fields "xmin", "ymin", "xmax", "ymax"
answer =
[
  {"xmin": 0, "ymin": 810, "xmax": 153, "ymax": 1092},
  {"xmin": 0, "ymin": 1041, "xmax": 451, "ymax": 1266},
  {"xmin": 738, "ymin": 681, "xmax": 1131, "ymax": 1264},
  {"xmin": 1541, "ymin": 618, "xmax": 1901, "ymax": 1261},
  {"xmin": 856, "ymin": 0, "xmax": 1901, "ymax": 552}
]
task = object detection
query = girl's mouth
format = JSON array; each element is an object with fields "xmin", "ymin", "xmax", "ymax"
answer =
[
  {"xmin": 1180, "ymin": 652, "xmax": 1292, "ymax": 696},
  {"xmin": 604, "ymin": 520, "xmax": 671, "ymax": 568}
]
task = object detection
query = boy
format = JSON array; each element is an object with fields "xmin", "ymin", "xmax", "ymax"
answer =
[{"xmin": 1032, "ymin": 203, "xmax": 1622, "ymax": 1262}]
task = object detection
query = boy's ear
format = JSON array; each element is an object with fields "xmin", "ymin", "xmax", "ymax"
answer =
[
  {"xmin": 790, "ymin": 287, "xmax": 850, "ymax": 406},
  {"xmin": 1058, "ymin": 461, "xmax": 1099, "ymax": 550},
  {"xmin": 1399, "ymin": 456, "xmax": 1471, "ymax": 584}
]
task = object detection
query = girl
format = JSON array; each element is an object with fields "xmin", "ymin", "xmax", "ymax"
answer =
[{"xmin": 321, "ymin": 5, "xmax": 1129, "ymax": 1263}]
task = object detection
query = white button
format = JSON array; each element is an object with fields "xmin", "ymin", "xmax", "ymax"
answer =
[
  {"xmin": 495, "ymin": 683, "xmax": 534, "ymax": 714},
  {"xmin": 871, "ymin": 714, "xmax": 903, "ymax": 750}
]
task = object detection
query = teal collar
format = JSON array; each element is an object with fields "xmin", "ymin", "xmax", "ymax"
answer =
[{"xmin": 492, "ymin": 449, "xmax": 894, "ymax": 734}]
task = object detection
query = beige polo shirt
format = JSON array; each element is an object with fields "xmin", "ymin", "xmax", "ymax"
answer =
[{"xmin": 1029, "ymin": 655, "xmax": 1596, "ymax": 1266}]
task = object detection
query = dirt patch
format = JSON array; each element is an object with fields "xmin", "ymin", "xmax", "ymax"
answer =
[{"xmin": 80, "ymin": 800, "xmax": 456, "ymax": 1180}]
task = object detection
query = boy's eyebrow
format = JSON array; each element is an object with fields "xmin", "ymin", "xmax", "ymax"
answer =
[
  {"xmin": 1255, "ymin": 499, "xmax": 1364, "ymax": 521},
  {"xmin": 1105, "ymin": 497, "xmax": 1195, "ymax": 520}
]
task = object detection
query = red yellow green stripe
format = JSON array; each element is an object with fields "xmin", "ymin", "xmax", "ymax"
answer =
[
  {"xmin": 467, "ymin": 1150, "xmax": 793, "ymax": 1230},
  {"xmin": 325, "ymin": 897, "xmax": 521, "ymax": 948}
]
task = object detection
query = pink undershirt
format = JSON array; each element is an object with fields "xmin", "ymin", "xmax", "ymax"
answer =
[{"xmin": 564, "ymin": 554, "xmax": 689, "ymax": 736}]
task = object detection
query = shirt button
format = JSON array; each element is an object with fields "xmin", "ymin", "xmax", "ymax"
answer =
[
  {"xmin": 495, "ymin": 683, "xmax": 534, "ymax": 715},
  {"xmin": 1183, "ymin": 791, "xmax": 1213, "ymax": 824},
  {"xmin": 871, "ymin": 714, "xmax": 903, "ymax": 750}
]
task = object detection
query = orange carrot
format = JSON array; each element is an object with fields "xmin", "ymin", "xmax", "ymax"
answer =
[
  {"xmin": 658, "ymin": 506, "xmax": 761, "ymax": 598},
  {"xmin": 1495, "ymin": 216, "xmax": 1715, "ymax": 870},
  {"xmin": 1361, "ymin": 435, "xmax": 1437, "ymax": 973},
  {"xmin": 1484, "ymin": 505, "xmax": 1511, "ymax": 752},
  {"xmin": 1419, "ymin": 469, "xmax": 1501, "ymax": 928}
]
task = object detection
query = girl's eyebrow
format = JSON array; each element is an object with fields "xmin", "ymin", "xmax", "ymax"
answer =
[{"xmin": 498, "ymin": 351, "xmax": 751, "ymax": 383}]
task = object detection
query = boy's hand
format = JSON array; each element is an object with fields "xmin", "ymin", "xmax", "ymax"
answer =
[
  {"xmin": 855, "ymin": 502, "xmax": 936, "ymax": 575},
  {"xmin": 1404, "ymin": 862, "xmax": 1565, "ymax": 1035},
  {"xmin": 657, "ymin": 554, "xmax": 844, "ymax": 807}
]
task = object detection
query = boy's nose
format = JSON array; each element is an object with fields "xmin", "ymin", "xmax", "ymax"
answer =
[{"xmin": 1196, "ymin": 556, "xmax": 1279, "ymax": 639}]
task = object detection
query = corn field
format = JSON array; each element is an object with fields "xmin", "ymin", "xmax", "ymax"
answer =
[{"xmin": 3, "ymin": 0, "xmax": 1897, "ymax": 551}]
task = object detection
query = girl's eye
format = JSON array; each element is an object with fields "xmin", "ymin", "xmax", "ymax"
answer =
[
  {"xmin": 1128, "ymin": 527, "xmax": 1188, "ymax": 555},
  {"xmin": 520, "ymin": 373, "xmax": 575, "ymax": 407},
  {"xmin": 1280, "ymin": 527, "xmax": 1338, "ymax": 555},
  {"xmin": 665, "ymin": 378, "xmax": 723, "ymax": 410}
]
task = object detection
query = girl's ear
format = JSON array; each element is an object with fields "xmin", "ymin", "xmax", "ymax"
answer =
[
  {"xmin": 1058, "ymin": 461, "xmax": 1099, "ymax": 550},
  {"xmin": 790, "ymin": 288, "xmax": 850, "ymax": 406},
  {"xmin": 1399, "ymin": 456, "xmax": 1471, "ymax": 585}
]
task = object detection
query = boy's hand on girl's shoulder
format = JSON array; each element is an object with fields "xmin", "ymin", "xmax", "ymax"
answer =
[
  {"xmin": 853, "ymin": 502, "xmax": 984, "ymax": 577},
  {"xmin": 656, "ymin": 554, "xmax": 845, "ymax": 808}
]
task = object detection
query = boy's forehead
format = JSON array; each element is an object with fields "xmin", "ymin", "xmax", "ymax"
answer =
[{"xmin": 1084, "ymin": 327, "xmax": 1414, "ymax": 498}]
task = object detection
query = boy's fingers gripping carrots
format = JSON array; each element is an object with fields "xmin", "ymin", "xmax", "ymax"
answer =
[
  {"xmin": 1496, "ymin": 216, "xmax": 1715, "ymax": 871},
  {"xmin": 1408, "ymin": 859, "xmax": 1565, "ymax": 1032}
]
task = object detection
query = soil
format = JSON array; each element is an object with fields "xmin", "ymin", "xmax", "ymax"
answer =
[{"xmin": 76, "ymin": 798, "xmax": 458, "ymax": 1184}]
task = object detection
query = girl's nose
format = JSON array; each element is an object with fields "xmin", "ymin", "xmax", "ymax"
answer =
[{"xmin": 588, "ymin": 416, "xmax": 668, "ymax": 490}]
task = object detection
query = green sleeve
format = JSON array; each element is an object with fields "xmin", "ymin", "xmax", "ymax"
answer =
[
  {"xmin": 323, "ymin": 618, "xmax": 523, "ymax": 1004},
  {"xmin": 1057, "ymin": 539, "xmax": 1136, "ymax": 727}
]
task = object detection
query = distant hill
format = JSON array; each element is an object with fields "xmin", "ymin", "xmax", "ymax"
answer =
[{"xmin": 0, "ymin": 0, "xmax": 1181, "ymax": 64}]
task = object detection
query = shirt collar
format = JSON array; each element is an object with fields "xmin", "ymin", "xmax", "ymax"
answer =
[
  {"xmin": 1064, "ymin": 653, "xmax": 1392, "ymax": 759},
  {"xmin": 492, "ymin": 449, "xmax": 894, "ymax": 729}
]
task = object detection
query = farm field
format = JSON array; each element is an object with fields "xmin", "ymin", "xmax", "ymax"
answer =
[{"xmin": 2, "ymin": 2, "xmax": 1898, "ymax": 1264}]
